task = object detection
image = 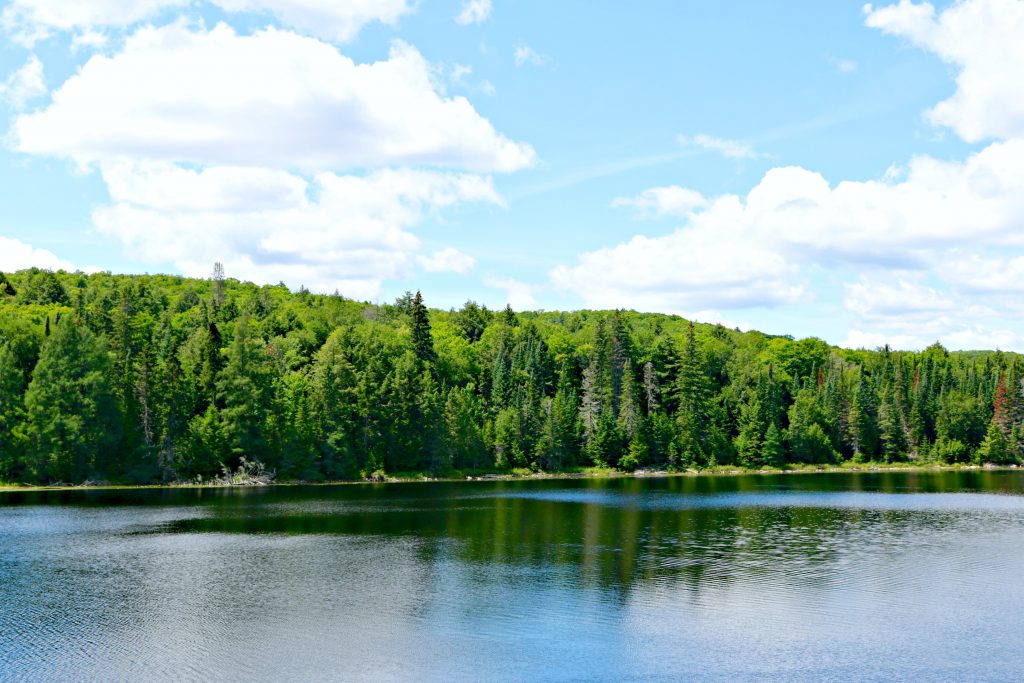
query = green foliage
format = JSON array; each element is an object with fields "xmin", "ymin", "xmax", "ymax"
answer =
[
  {"xmin": 23, "ymin": 321, "xmax": 120, "ymax": 482},
  {"xmin": 978, "ymin": 420, "xmax": 1017, "ymax": 464},
  {"xmin": 0, "ymin": 268, "xmax": 1021, "ymax": 484}
]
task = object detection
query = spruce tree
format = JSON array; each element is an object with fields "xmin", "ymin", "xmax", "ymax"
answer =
[
  {"xmin": 410, "ymin": 290, "xmax": 435, "ymax": 364},
  {"xmin": 850, "ymin": 370, "xmax": 879, "ymax": 461},
  {"xmin": 24, "ymin": 322, "xmax": 120, "ymax": 482},
  {"xmin": 675, "ymin": 322, "xmax": 712, "ymax": 466}
]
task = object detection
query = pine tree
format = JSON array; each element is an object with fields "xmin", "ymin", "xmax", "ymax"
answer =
[
  {"xmin": 675, "ymin": 322, "xmax": 712, "ymax": 466},
  {"xmin": 444, "ymin": 384, "xmax": 486, "ymax": 469},
  {"xmin": 502, "ymin": 304, "xmax": 519, "ymax": 327},
  {"xmin": 993, "ymin": 372, "xmax": 1012, "ymax": 436},
  {"xmin": 616, "ymin": 359, "xmax": 641, "ymax": 441},
  {"xmin": 762, "ymin": 422, "xmax": 784, "ymax": 468},
  {"xmin": 217, "ymin": 315, "xmax": 275, "ymax": 469},
  {"xmin": 410, "ymin": 290, "xmax": 435, "ymax": 365},
  {"xmin": 0, "ymin": 343, "xmax": 27, "ymax": 480},
  {"xmin": 24, "ymin": 322, "xmax": 121, "ymax": 482},
  {"xmin": 978, "ymin": 419, "xmax": 1016, "ymax": 464},
  {"xmin": 850, "ymin": 370, "xmax": 879, "ymax": 461},
  {"xmin": 878, "ymin": 383, "xmax": 906, "ymax": 462}
]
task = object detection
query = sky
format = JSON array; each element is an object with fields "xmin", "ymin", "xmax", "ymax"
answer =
[{"xmin": 1, "ymin": 0, "xmax": 1023, "ymax": 351}]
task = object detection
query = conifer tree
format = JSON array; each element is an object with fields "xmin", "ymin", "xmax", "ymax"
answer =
[
  {"xmin": 0, "ymin": 343, "xmax": 27, "ymax": 480},
  {"xmin": 410, "ymin": 290, "xmax": 435, "ymax": 364},
  {"xmin": 675, "ymin": 322, "xmax": 712, "ymax": 466},
  {"xmin": 24, "ymin": 321, "xmax": 120, "ymax": 482},
  {"xmin": 850, "ymin": 370, "xmax": 879, "ymax": 461}
]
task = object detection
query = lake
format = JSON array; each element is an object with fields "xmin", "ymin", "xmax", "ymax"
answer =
[{"xmin": 3, "ymin": 470, "xmax": 1024, "ymax": 681}]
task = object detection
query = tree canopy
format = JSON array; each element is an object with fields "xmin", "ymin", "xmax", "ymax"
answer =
[{"xmin": 1, "ymin": 267, "xmax": 1021, "ymax": 484}]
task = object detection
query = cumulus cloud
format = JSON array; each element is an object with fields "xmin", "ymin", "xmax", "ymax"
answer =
[
  {"xmin": 550, "ymin": 216, "xmax": 806, "ymax": 315},
  {"xmin": 12, "ymin": 23, "xmax": 535, "ymax": 173},
  {"xmin": 587, "ymin": 0, "xmax": 1024, "ymax": 329},
  {"xmin": 833, "ymin": 267, "xmax": 1024, "ymax": 350},
  {"xmin": 677, "ymin": 133, "xmax": 765, "ymax": 159},
  {"xmin": 456, "ymin": 0, "xmax": 492, "ymax": 25},
  {"xmin": 0, "ymin": 54, "xmax": 46, "ymax": 109},
  {"xmin": 0, "ymin": 237, "xmax": 75, "ymax": 272},
  {"xmin": 834, "ymin": 57, "xmax": 858, "ymax": 73},
  {"xmin": 212, "ymin": 0, "xmax": 413, "ymax": 42},
  {"xmin": 865, "ymin": 0, "xmax": 1024, "ymax": 142},
  {"xmin": 514, "ymin": 45, "xmax": 544, "ymax": 67},
  {"xmin": 484, "ymin": 276, "xmax": 540, "ymax": 310},
  {"xmin": 555, "ymin": 136, "xmax": 1024, "ymax": 327},
  {"xmin": 71, "ymin": 29, "xmax": 109, "ymax": 51},
  {"xmin": 612, "ymin": 186, "xmax": 708, "ymax": 219},
  {"xmin": 2, "ymin": 0, "xmax": 413, "ymax": 45},
  {"xmin": 843, "ymin": 276, "xmax": 956, "ymax": 320},
  {"xmin": 417, "ymin": 247, "xmax": 476, "ymax": 274},
  {"xmin": 92, "ymin": 162, "xmax": 503, "ymax": 298},
  {"xmin": 1, "ymin": 0, "xmax": 185, "ymax": 44},
  {"xmin": 450, "ymin": 63, "xmax": 473, "ymax": 86}
]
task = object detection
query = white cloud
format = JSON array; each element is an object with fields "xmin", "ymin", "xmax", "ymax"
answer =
[
  {"xmin": 843, "ymin": 276, "xmax": 956, "ymax": 320},
  {"xmin": 2, "ymin": 0, "xmax": 413, "ymax": 45},
  {"xmin": 835, "ymin": 58, "xmax": 858, "ymax": 73},
  {"xmin": 1, "ymin": 0, "xmax": 185, "ymax": 45},
  {"xmin": 945, "ymin": 255, "xmax": 1024, "ymax": 293},
  {"xmin": 677, "ymin": 133, "xmax": 764, "ymax": 159},
  {"xmin": 92, "ymin": 162, "xmax": 503, "ymax": 299},
  {"xmin": 514, "ymin": 45, "xmax": 544, "ymax": 67},
  {"xmin": 841, "ymin": 322, "xmax": 1024, "ymax": 352},
  {"xmin": 612, "ymin": 185, "xmax": 708, "ymax": 218},
  {"xmin": 554, "ymin": 136, "xmax": 1024, "ymax": 320},
  {"xmin": 456, "ymin": 0, "xmax": 492, "ymax": 26},
  {"xmin": 12, "ymin": 23, "xmax": 535, "ymax": 173},
  {"xmin": 212, "ymin": 0, "xmax": 414, "ymax": 43},
  {"xmin": 550, "ymin": 213, "xmax": 806, "ymax": 314},
  {"xmin": 484, "ymin": 276, "xmax": 539, "ymax": 310},
  {"xmin": 0, "ymin": 237, "xmax": 75, "ymax": 272},
  {"xmin": 417, "ymin": 247, "xmax": 476, "ymax": 274},
  {"xmin": 450, "ymin": 63, "xmax": 473, "ymax": 85},
  {"xmin": 865, "ymin": 0, "xmax": 1024, "ymax": 142},
  {"xmin": 71, "ymin": 29, "xmax": 109, "ymax": 51},
  {"xmin": 837, "ymin": 273, "xmax": 1024, "ymax": 349},
  {"xmin": 7, "ymin": 19, "xmax": 533, "ymax": 305},
  {"xmin": 0, "ymin": 55, "xmax": 46, "ymax": 109}
]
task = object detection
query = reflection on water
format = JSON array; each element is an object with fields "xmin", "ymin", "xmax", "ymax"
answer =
[{"xmin": 3, "ymin": 471, "xmax": 1024, "ymax": 681}]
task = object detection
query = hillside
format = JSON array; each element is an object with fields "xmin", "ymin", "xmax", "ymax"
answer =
[{"xmin": 0, "ymin": 267, "xmax": 1020, "ymax": 485}]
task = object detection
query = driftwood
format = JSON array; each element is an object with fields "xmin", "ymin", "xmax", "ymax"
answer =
[{"xmin": 211, "ymin": 457, "xmax": 275, "ymax": 486}]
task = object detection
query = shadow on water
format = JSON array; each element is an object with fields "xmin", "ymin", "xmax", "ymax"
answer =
[
  {"xmin": 6, "ymin": 470, "xmax": 1024, "ymax": 599},
  {"xmin": 6, "ymin": 470, "xmax": 1024, "ymax": 680}
]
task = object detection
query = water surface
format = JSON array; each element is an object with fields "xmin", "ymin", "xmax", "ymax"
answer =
[{"xmin": 3, "ymin": 470, "xmax": 1024, "ymax": 681}]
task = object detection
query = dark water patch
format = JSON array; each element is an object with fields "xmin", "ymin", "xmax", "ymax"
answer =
[{"xmin": 4, "ymin": 471, "xmax": 1024, "ymax": 680}]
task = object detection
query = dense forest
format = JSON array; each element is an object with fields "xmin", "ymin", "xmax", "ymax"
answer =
[{"xmin": 0, "ymin": 266, "xmax": 1021, "ymax": 485}]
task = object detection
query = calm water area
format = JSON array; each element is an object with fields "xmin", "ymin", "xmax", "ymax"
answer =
[{"xmin": 4, "ymin": 470, "xmax": 1024, "ymax": 681}]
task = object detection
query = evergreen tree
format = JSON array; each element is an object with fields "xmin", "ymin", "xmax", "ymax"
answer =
[
  {"xmin": 978, "ymin": 419, "xmax": 1016, "ymax": 465},
  {"xmin": 24, "ymin": 322, "xmax": 120, "ymax": 482},
  {"xmin": 850, "ymin": 371, "xmax": 879, "ymax": 461},
  {"xmin": 444, "ymin": 384, "xmax": 486, "ymax": 469},
  {"xmin": 0, "ymin": 343, "xmax": 27, "ymax": 480},
  {"xmin": 410, "ymin": 290, "xmax": 435, "ymax": 364},
  {"xmin": 217, "ymin": 315, "xmax": 276, "ymax": 469},
  {"xmin": 675, "ymin": 322, "xmax": 712, "ymax": 466}
]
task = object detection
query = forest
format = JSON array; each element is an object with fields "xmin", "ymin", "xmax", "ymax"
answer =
[{"xmin": 0, "ymin": 266, "xmax": 1021, "ymax": 485}]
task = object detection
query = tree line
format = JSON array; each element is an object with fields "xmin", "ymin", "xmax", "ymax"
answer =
[{"xmin": 0, "ymin": 267, "xmax": 1020, "ymax": 484}]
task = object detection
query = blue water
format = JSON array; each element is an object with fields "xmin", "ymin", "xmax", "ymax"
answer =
[{"xmin": 3, "ymin": 470, "xmax": 1024, "ymax": 681}]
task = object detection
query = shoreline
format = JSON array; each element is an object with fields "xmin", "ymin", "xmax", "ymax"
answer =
[{"xmin": 1, "ymin": 462, "xmax": 1018, "ymax": 493}]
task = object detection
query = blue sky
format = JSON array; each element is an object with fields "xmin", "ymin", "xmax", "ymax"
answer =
[{"xmin": 2, "ymin": 0, "xmax": 1024, "ymax": 350}]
